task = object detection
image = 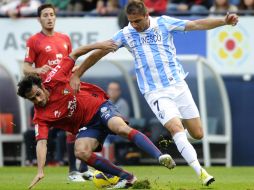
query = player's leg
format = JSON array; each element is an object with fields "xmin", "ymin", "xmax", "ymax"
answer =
[
  {"xmin": 179, "ymin": 85, "xmax": 204, "ymax": 142},
  {"xmin": 79, "ymin": 161, "xmax": 94, "ymax": 180},
  {"xmin": 177, "ymin": 84, "xmax": 214, "ymax": 185},
  {"xmin": 47, "ymin": 128, "xmax": 57, "ymax": 165},
  {"xmin": 98, "ymin": 100, "xmax": 175, "ymax": 169},
  {"xmin": 24, "ymin": 129, "xmax": 36, "ymax": 166},
  {"xmin": 164, "ymin": 117, "xmax": 214, "ymax": 185},
  {"xmin": 164, "ymin": 117, "xmax": 203, "ymax": 177},
  {"xmin": 182, "ymin": 117, "xmax": 203, "ymax": 142},
  {"xmin": 55, "ymin": 129, "xmax": 66, "ymax": 166},
  {"xmin": 107, "ymin": 116, "xmax": 175, "ymax": 169},
  {"xmin": 66, "ymin": 133, "xmax": 86, "ymax": 182},
  {"xmin": 144, "ymin": 82, "xmax": 214, "ymax": 186},
  {"xmin": 74, "ymin": 129, "xmax": 136, "ymax": 187}
]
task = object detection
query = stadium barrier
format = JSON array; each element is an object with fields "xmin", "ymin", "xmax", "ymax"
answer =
[{"xmin": 0, "ymin": 64, "xmax": 26, "ymax": 166}]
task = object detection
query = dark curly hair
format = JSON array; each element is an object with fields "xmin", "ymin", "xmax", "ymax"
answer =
[{"xmin": 17, "ymin": 74, "xmax": 42, "ymax": 98}]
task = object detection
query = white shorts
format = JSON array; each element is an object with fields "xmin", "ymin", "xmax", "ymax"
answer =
[{"xmin": 144, "ymin": 80, "xmax": 200, "ymax": 126}]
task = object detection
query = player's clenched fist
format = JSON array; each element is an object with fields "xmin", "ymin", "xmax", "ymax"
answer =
[
  {"xmin": 36, "ymin": 65, "xmax": 53, "ymax": 75},
  {"xmin": 225, "ymin": 13, "xmax": 239, "ymax": 26}
]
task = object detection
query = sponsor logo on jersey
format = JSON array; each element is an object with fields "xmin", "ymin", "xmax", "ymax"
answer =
[
  {"xmin": 140, "ymin": 33, "xmax": 162, "ymax": 45},
  {"xmin": 48, "ymin": 53, "xmax": 63, "ymax": 66},
  {"xmin": 128, "ymin": 33, "xmax": 162, "ymax": 47},
  {"xmin": 54, "ymin": 110, "xmax": 61, "ymax": 118},
  {"xmin": 45, "ymin": 65, "xmax": 61, "ymax": 82},
  {"xmin": 67, "ymin": 96, "xmax": 77, "ymax": 117},
  {"xmin": 45, "ymin": 45, "xmax": 52, "ymax": 52}
]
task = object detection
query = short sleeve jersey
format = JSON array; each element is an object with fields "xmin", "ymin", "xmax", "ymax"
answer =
[
  {"xmin": 24, "ymin": 31, "xmax": 72, "ymax": 69},
  {"xmin": 112, "ymin": 16, "xmax": 189, "ymax": 94},
  {"xmin": 34, "ymin": 57, "xmax": 108, "ymax": 140}
]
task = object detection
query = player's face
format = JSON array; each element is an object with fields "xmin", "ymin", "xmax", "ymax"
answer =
[
  {"xmin": 39, "ymin": 8, "xmax": 56, "ymax": 30},
  {"xmin": 127, "ymin": 13, "xmax": 149, "ymax": 32},
  {"xmin": 107, "ymin": 83, "xmax": 121, "ymax": 102},
  {"xmin": 26, "ymin": 85, "xmax": 49, "ymax": 107}
]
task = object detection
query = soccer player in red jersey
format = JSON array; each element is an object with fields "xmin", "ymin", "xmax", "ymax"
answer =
[
  {"xmin": 23, "ymin": 4, "xmax": 72, "ymax": 77},
  {"xmin": 23, "ymin": 3, "xmax": 92, "ymax": 182},
  {"xmin": 18, "ymin": 41, "xmax": 176, "ymax": 189}
]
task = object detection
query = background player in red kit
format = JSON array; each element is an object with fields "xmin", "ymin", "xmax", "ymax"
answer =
[
  {"xmin": 23, "ymin": 3, "xmax": 92, "ymax": 181},
  {"xmin": 18, "ymin": 41, "xmax": 176, "ymax": 189}
]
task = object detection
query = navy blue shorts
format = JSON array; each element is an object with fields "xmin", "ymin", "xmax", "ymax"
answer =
[{"xmin": 76, "ymin": 100, "xmax": 126, "ymax": 152}]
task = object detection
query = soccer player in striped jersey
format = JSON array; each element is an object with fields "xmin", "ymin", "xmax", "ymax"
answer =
[{"xmin": 70, "ymin": 0, "xmax": 238, "ymax": 186}]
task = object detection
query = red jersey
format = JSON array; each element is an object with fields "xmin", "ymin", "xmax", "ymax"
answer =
[
  {"xmin": 24, "ymin": 31, "xmax": 72, "ymax": 73},
  {"xmin": 34, "ymin": 57, "xmax": 108, "ymax": 140}
]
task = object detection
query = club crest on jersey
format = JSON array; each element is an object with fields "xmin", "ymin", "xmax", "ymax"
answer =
[
  {"xmin": 45, "ymin": 45, "xmax": 52, "ymax": 52},
  {"xmin": 62, "ymin": 89, "xmax": 70, "ymax": 95},
  {"xmin": 100, "ymin": 107, "xmax": 107, "ymax": 113}
]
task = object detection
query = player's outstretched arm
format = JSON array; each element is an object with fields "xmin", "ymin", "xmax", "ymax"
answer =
[
  {"xmin": 69, "ymin": 40, "xmax": 117, "ymax": 61},
  {"xmin": 28, "ymin": 139, "xmax": 47, "ymax": 189},
  {"xmin": 185, "ymin": 13, "xmax": 239, "ymax": 31},
  {"xmin": 70, "ymin": 49, "xmax": 110, "ymax": 94}
]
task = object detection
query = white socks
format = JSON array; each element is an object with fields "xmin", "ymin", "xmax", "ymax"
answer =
[{"xmin": 173, "ymin": 132, "xmax": 202, "ymax": 176}]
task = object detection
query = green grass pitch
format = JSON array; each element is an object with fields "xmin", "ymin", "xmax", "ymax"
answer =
[{"xmin": 0, "ymin": 166, "xmax": 254, "ymax": 190}]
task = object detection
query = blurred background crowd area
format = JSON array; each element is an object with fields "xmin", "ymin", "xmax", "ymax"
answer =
[{"xmin": 0, "ymin": 0, "xmax": 254, "ymax": 19}]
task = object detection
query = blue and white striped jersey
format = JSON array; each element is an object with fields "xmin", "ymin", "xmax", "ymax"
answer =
[{"xmin": 112, "ymin": 16, "xmax": 189, "ymax": 94}]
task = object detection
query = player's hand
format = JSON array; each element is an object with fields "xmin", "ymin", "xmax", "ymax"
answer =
[
  {"xmin": 70, "ymin": 75, "xmax": 80, "ymax": 94},
  {"xmin": 28, "ymin": 172, "xmax": 44, "ymax": 189},
  {"xmin": 36, "ymin": 65, "xmax": 53, "ymax": 74},
  {"xmin": 72, "ymin": 64, "xmax": 80, "ymax": 73},
  {"xmin": 225, "ymin": 13, "xmax": 238, "ymax": 26},
  {"xmin": 99, "ymin": 40, "xmax": 118, "ymax": 52}
]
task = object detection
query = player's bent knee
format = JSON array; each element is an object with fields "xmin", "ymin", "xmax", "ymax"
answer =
[
  {"xmin": 109, "ymin": 122, "xmax": 132, "ymax": 137},
  {"xmin": 74, "ymin": 149, "xmax": 92, "ymax": 161},
  {"xmin": 116, "ymin": 125, "xmax": 132, "ymax": 137},
  {"xmin": 192, "ymin": 130, "xmax": 203, "ymax": 140}
]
